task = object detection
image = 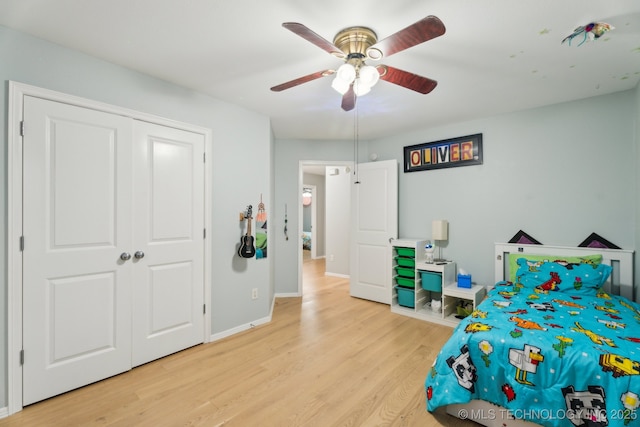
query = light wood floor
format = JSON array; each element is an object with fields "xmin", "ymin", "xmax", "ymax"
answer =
[{"xmin": 0, "ymin": 257, "xmax": 477, "ymax": 426}]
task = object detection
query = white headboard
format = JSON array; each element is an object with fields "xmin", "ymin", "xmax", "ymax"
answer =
[{"xmin": 494, "ymin": 242, "xmax": 635, "ymax": 302}]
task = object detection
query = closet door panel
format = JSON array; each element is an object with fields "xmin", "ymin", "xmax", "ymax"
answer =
[
  {"xmin": 131, "ymin": 121, "xmax": 205, "ymax": 367},
  {"xmin": 22, "ymin": 96, "xmax": 134, "ymax": 406}
]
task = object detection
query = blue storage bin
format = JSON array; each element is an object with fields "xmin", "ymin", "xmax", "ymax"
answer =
[
  {"xmin": 421, "ymin": 271, "xmax": 442, "ymax": 292},
  {"xmin": 395, "ymin": 286, "xmax": 415, "ymax": 308},
  {"xmin": 458, "ymin": 274, "xmax": 472, "ymax": 288}
]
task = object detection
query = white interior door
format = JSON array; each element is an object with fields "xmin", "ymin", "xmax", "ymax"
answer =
[
  {"xmin": 22, "ymin": 96, "xmax": 134, "ymax": 405},
  {"xmin": 131, "ymin": 121, "xmax": 205, "ymax": 367},
  {"xmin": 350, "ymin": 160, "xmax": 398, "ymax": 304}
]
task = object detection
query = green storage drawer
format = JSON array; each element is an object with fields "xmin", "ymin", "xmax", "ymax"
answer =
[
  {"xmin": 395, "ymin": 256, "xmax": 415, "ymax": 268},
  {"xmin": 421, "ymin": 271, "xmax": 442, "ymax": 292},
  {"xmin": 395, "ymin": 276, "xmax": 415, "ymax": 288},
  {"xmin": 395, "ymin": 247, "xmax": 415, "ymax": 258},
  {"xmin": 395, "ymin": 266, "xmax": 414, "ymax": 278}
]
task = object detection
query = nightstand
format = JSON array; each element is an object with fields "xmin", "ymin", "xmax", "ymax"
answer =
[{"xmin": 442, "ymin": 282, "xmax": 486, "ymax": 324}]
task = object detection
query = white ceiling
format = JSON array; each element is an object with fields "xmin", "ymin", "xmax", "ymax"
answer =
[{"xmin": 1, "ymin": 0, "xmax": 639, "ymax": 141}]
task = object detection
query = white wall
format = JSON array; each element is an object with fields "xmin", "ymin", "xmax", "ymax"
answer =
[{"xmin": 0, "ymin": 25, "xmax": 273, "ymax": 409}]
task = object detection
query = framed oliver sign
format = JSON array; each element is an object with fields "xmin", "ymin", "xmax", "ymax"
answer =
[{"xmin": 403, "ymin": 133, "xmax": 483, "ymax": 172}]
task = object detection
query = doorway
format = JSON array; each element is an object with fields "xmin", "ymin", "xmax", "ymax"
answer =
[
  {"xmin": 299, "ymin": 159, "xmax": 399, "ymax": 302},
  {"xmin": 299, "ymin": 161, "xmax": 353, "ymax": 296}
]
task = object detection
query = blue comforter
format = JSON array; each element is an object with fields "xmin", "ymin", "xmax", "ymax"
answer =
[{"xmin": 425, "ymin": 281, "xmax": 640, "ymax": 427}]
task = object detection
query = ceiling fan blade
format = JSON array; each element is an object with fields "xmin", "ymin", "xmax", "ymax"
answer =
[
  {"xmin": 270, "ymin": 70, "xmax": 334, "ymax": 92},
  {"xmin": 377, "ymin": 65, "xmax": 438, "ymax": 94},
  {"xmin": 368, "ymin": 15, "xmax": 445, "ymax": 59},
  {"xmin": 341, "ymin": 85, "xmax": 356, "ymax": 111},
  {"xmin": 282, "ymin": 23, "xmax": 345, "ymax": 58}
]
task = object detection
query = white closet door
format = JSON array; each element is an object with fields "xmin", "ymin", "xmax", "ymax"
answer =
[
  {"xmin": 131, "ymin": 121, "xmax": 205, "ymax": 367},
  {"xmin": 22, "ymin": 96, "xmax": 134, "ymax": 405}
]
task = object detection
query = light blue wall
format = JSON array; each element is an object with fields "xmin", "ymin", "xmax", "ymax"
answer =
[
  {"xmin": 273, "ymin": 89, "xmax": 638, "ymax": 298},
  {"xmin": 369, "ymin": 89, "xmax": 637, "ymax": 289},
  {"xmin": 0, "ymin": 26, "xmax": 273, "ymax": 408},
  {"xmin": 273, "ymin": 139, "xmax": 359, "ymax": 294}
]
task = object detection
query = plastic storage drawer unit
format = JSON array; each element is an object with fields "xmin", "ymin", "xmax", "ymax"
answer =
[{"xmin": 421, "ymin": 271, "xmax": 442, "ymax": 292}]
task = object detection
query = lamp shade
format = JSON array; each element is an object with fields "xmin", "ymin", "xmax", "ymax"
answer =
[{"xmin": 432, "ymin": 220, "xmax": 448, "ymax": 240}]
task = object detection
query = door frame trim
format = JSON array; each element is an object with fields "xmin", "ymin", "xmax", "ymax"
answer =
[{"xmin": 7, "ymin": 81, "xmax": 213, "ymax": 414}]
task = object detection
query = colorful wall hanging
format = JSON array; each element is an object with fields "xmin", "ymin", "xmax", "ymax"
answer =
[{"xmin": 403, "ymin": 133, "xmax": 483, "ymax": 172}]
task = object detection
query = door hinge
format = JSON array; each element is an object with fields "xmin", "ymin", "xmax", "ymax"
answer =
[
  {"xmin": 203, "ymin": 228, "xmax": 206, "ymax": 239},
  {"xmin": 203, "ymin": 152, "xmax": 206, "ymax": 163},
  {"xmin": 20, "ymin": 349, "xmax": 24, "ymax": 365},
  {"xmin": 19, "ymin": 236, "xmax": 24, "ymax": 251},
  {"xmin": 203, "ymin": 304, "xmax": 206, "ymax": 315},
  {"xmin": 20, "ymin": 121, "xmax": 24, "ymax": 137}
]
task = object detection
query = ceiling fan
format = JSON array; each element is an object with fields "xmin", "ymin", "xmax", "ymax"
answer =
[{"xmin": 270, "ymin": 15, "xmax": 446, "ymax": 111}]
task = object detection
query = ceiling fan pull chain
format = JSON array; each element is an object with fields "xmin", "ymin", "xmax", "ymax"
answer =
[{"xmin": 353, "ymin": 109, "xmax": 357, "ymax": 182}]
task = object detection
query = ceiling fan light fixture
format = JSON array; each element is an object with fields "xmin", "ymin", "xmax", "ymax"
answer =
[
  {"xmin": 331, "ymin": 77, "xmax": 351, "ymax": 94},
  {"xmin": 332, "ymin": 63, "xmax": 357, "ymax": 94},
  {"xmin": 353, "ymin": 78, "xmax": 371, "ymax": 96},
  {"xmin": 358, "ymin": 64, "xmax": 380, "ymax": 88},
  {"xmin": 336, "ymin": 63, "xmax": 356, "ymax": 84},
  {"xmin": 274, "ymin": 16, "xmax": 446, "ymax": 109}
]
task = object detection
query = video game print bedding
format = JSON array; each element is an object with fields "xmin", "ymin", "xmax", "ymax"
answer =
[{"xmin": 425, "ymin": 257, "xmax": 640, "ymax": 427}]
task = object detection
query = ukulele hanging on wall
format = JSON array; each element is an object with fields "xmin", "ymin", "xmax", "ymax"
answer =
[{"xmin": 238, "ymin": 205, "xmax": 256, "ymax": 258}]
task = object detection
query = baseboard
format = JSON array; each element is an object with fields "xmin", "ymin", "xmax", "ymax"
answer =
[
  {"xmin": 325, "ymin": 272, "xmax": 349, "ymax": 279},
  {"xmin": 209, "ymin": 314, "xmax": 272, "ymax": 342},
  {"xmin": 0, "ymin": 406, "xmax": 8, "ymax": 419},
  {"xmin": 209, "ymin": 293, "xmax": 306, "ymax": 343}
]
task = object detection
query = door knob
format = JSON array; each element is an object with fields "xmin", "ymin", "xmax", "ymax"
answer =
[
  {"xmin": 134, "ymin": 251, "xmax": 145, "ymax": 259},
  {"xmin": 120, "ymin": 252, "xmax": 132, "ymax": 261}
]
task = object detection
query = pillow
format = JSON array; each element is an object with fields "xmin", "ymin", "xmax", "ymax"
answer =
[
  {"xmin": 515, "ymin": 258, "xmax": 612, "ymax": 295},
  {"xmin": 507, "ymin": 253, "xmax": 602, "ymax": 283}
]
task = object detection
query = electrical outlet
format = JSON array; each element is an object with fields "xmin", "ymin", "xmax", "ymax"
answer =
[
  {"xmin": 329, "ymin": 254, "xmax": 334, "ymax": 262},
  {"xmin": 251, "ymin": 288, "xmax": 258, "ymax": 300}
]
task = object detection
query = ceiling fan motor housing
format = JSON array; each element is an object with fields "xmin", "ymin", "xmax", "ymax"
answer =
[{"xmin": 333, "ymin": 26, "xmax": 382, "ymax": 61}]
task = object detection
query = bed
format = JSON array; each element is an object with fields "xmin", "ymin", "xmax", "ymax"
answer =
[
  {"xmin": 425, "ymin": 243, "xmax": 636, "ymax": 427},
  {"xmin": 302, "ymin": 231, "xmax": 311, "ymax": 250}
]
